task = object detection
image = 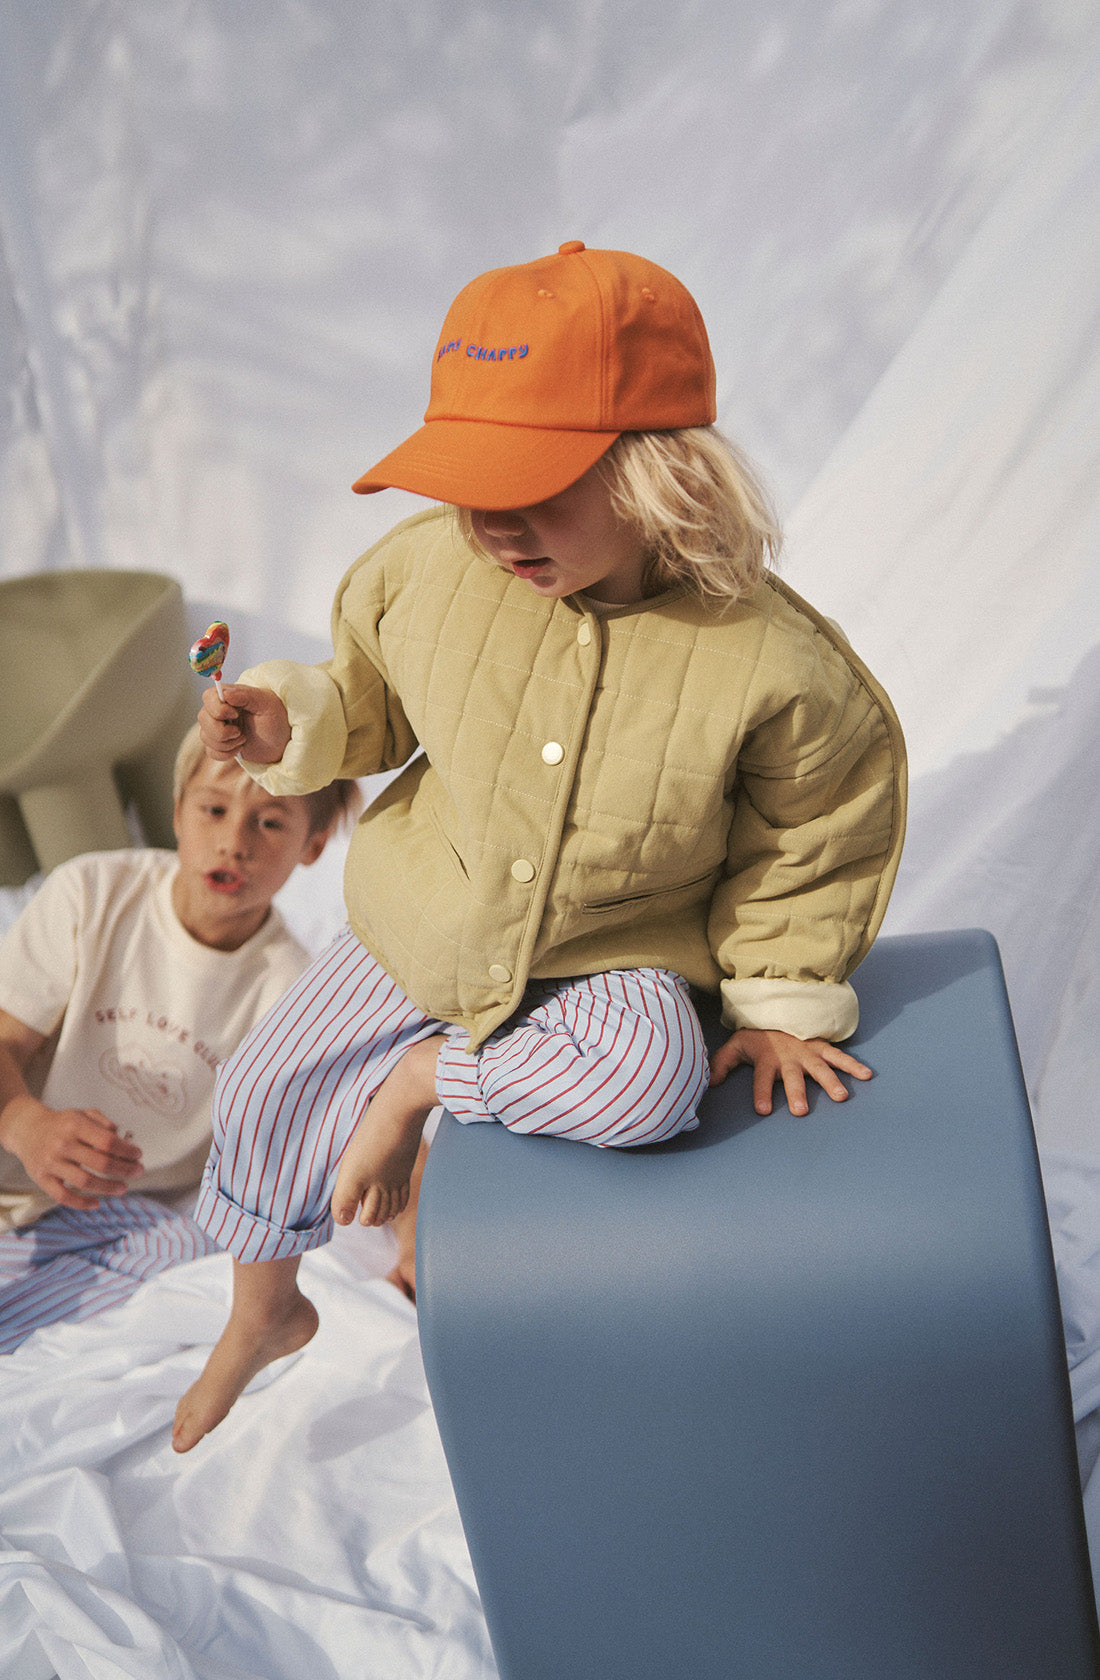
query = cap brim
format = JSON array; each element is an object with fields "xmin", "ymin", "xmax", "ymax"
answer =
[{"xmin": 352, "ymin": 419, "xmax": 620, "ymax": 509}]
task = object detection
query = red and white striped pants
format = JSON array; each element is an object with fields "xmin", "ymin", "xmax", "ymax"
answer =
[
  {"xmin": 0, "ymin": 1196, "xmax": 217, "ymax": 1354},
  {"xmin": 194, "ymin": 926, "xmax": 709, "ymax": 1263}
]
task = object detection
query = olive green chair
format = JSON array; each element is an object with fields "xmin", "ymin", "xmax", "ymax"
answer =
[{"xmin": 0, "ymin": 570, "xmax": 198, "ymax": 885}]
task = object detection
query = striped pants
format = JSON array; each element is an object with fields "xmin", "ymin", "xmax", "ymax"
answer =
[
  {"xmin": 0, "ymin": 1196, "xmax": 217, "ymax": 1354},
  {"xmin": 194, "ymin": 926, "xmax": 710, "ymax": 1263}
]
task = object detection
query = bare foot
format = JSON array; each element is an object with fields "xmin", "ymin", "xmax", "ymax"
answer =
[
  {"xmin": 385, "ymin": 1139, "xmax": 426, "ymax": 1303},
  {"xmin": 385, "ymin": 1211, "xmax": 418, "ymax": 1301},
  {"xmin": 386, "ymin": 1258, "xmax": 416, "ymax": 1302},
  {"xmin": 331, "ymin": 1038, "xmax": 442, "ymax": 1229},
  {"xmin": 172, "ymin": 1287, "xmax": 318, "ymax": 1453}
]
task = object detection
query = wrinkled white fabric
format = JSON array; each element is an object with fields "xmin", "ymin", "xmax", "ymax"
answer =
[{"xmin": 0, "ymin": 1230, "xmax": 497, "ymax": 1680}]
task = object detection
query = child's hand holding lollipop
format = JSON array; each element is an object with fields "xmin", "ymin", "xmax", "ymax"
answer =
[{"xmin": 188, "ymin": 620, "xmax": 291, "ymax": 764}]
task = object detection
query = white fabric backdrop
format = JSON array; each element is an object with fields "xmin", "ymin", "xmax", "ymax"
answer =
[{"xmin": 1, "ymin": 1, "xmax": 1099, "ymax": 1671}]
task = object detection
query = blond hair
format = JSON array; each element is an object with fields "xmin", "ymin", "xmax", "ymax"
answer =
[
  {"xmin": 454, "ymin": 426, "xmax": 780, "ymax": 607},
  {"xmin": 597, "ymin": 427, "xmax": 781, "ymax": 605},
  {"xmin": 172, "ymin": 724, "xmax": 361, "ymax": 835}
]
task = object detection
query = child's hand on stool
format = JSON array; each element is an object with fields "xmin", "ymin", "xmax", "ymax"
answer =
[{"xmin": 709, "ymin": 1028, "xmax": 872, "ymax": 1117}]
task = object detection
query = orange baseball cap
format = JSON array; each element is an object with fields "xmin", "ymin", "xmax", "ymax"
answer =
[{"xmin": 352, "ymin": 241, "xmax": 717, "ymax": 509}]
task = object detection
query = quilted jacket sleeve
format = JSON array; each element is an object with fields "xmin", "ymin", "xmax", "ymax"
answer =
[
  {"xmin": 236, "ymin": 542, "xmax": 421, "ymax": 796},
  {"xmin": 707, "ymin": 591, "xmax": 906, "ymax": 1042}
]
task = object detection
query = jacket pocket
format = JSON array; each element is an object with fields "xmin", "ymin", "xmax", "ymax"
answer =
[
  {"xmin": 425, "ymin": 801, "xmax": 471, "ymax": 883},
  {"xmin": 582, "ymin": 869, "xmax": 717, "ymax": 914}
]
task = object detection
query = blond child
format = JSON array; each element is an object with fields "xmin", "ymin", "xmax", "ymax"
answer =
[
  {"xmin": 0, "ymin": 727, "xmax": 358, "ymax": 1350},
  {"xmin": 173, "ymin": 242, "xmax": 905, "ymax": 1451}
]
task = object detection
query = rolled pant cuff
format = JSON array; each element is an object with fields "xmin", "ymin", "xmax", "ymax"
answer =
[
  {"xmin": 192, "ymin": 1180, "xmax": 334, "ymax": 1263},
  {"xmin": 435, "ymin": 1038, "xmax": 494, "ymax": 1124}
]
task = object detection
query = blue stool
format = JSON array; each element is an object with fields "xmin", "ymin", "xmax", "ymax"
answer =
[{"xmin": 417, "ymin": 930, "xmax": 1100, "ymax": 1680}]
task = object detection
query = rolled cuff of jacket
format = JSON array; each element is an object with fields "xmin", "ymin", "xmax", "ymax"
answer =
[
  {"xmin": 720, "ymin": 976, "xmax": 859, "ymax": 1042},
  {"xmin": 236, "ymin": 660, "xmax": 349, "ymax": 795}
]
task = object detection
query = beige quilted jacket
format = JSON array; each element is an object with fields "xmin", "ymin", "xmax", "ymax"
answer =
[{"xmin": 244, "ymin": 507, "xmax": 906, "ymax": 1049}]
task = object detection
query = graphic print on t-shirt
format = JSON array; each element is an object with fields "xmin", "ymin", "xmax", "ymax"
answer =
[{"xmin": 100, "ymin": 1046, "xmax": 187, "ymax": 1116}]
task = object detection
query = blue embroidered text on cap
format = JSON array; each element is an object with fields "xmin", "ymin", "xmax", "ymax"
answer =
[{"xmin": 465, "ymin": 344, "xmax": 529, "ymax": 361}]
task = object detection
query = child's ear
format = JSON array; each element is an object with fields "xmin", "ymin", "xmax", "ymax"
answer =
[
  {"xmin": 171, "ymin": 799, "xmax": 183, "ymax": 843},
  {"xmin": 300, "ymin": 828, "xmax": 331, "ymax": 868}
]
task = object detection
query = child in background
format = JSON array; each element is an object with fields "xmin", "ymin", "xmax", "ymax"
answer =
[
  {"xmin": 0, "ymin": 726, "xmax": 358, "ymax": 1351},
  {"xmin": 173, "ymin": 241, "xmax": 906, "ymax": 1451}
]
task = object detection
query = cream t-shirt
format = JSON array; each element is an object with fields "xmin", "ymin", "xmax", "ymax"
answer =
[{"xmin": 0, "ymin": 850, "xmax": 308, "ymax": 1229}]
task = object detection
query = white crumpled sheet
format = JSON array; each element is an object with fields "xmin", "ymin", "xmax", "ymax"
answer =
[
  {"xmin": 3, "ymin": 1160, "xmax": 1099, "ymax": 1678},
  {"xmin": 0, "ymin": 1224, "xmax": 497, "ymax": 1680}
]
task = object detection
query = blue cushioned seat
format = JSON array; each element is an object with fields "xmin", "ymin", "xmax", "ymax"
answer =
[{"xmin": 418, "ymin": 929, "xmax": 1099, "ymax": 1680}]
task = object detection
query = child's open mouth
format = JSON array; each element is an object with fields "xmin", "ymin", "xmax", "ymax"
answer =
[
  {"xmin": 511, "ymin": 557, "xmax": 550, "ymax": 575},
  {"xmin": 206, "ymin": 869, "xmax": 243, "ymax": 894}
]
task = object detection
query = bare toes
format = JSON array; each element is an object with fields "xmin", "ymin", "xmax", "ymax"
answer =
[
  {"xmin": 173, "ymin": 1389, "xmax": 216, "ymax": 1454},
  {"xmin": 330, "ymin": 1174, "xmax": 360, "ymax": 1225},
  {"xmin": 356, "ymin": 1185, "xmax": 379, "ymax": 1226}
]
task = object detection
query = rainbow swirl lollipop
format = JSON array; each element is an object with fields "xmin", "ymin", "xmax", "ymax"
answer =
[{"xmin": 189, "ymin": 621, "xmax": 230, "ymax": 698}]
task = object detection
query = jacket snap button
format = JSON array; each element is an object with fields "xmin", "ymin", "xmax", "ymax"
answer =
[
  {"xmin": 511, "ymin": 859, "xmax": 535, "ymax": 883},
  {"xmin": 577, "ymin": 622, "xmax": 592, "ymax": 646},
  {"xmin": 488, "ymin": 963, "xmax": 511, "ymax": 983},
  {"xmin": 541, "ymin": 741, "xmax": 564, "ymax": 765}
]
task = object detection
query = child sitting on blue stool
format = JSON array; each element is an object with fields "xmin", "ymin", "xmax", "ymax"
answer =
[{"xmin": 172, "ymin": 240, "xmax": 906, "ymax": 1452}]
